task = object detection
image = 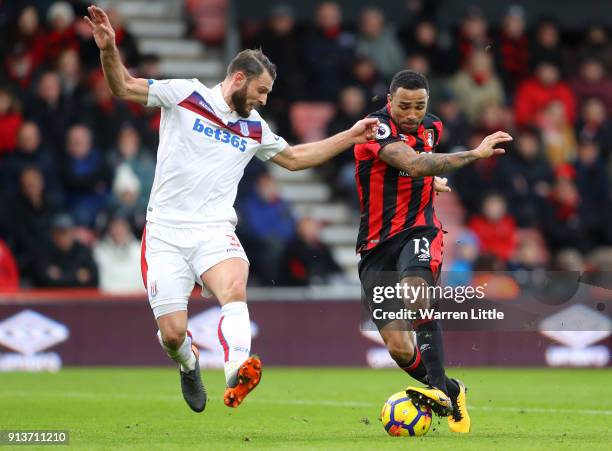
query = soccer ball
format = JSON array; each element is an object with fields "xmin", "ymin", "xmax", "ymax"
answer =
[{"xmin": 380, "ymin": 391, "xmax": 433, "ymax": 437}]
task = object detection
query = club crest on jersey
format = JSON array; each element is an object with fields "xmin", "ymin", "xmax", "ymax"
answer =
[
  {"xmin": 376, "ymin": 123, "xmax": 391, "ymax": 140},
  {"xmin": 239, "ymin": 121, "xmax": 250, "ymax": 136},
  {"xmin": 423, "ymin": 129, "xmax": 435, "ymax": 147}
]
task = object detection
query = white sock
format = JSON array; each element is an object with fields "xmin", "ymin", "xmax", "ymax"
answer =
[
  {"xmin": 157, "ymin": 330, "xmax": 197, "ymax": 373},
  {"xmin": 218, "ymin": 301, "xmax": 251, "ymax": 385}
]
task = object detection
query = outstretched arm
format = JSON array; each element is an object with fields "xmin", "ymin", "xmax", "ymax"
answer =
[
  {"xmin": 380, "ymin": 131, "xmax": 512, "ymax": 177},
  {"xmin": 84, "ymin": 5, "xmax": 149, "ymax": 105},
  {"xmin": 270, "ymin": 118, "xmax": 379, "ymax": 171}
]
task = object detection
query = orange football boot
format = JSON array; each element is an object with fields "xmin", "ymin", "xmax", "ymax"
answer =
[{"xmin": 223, "ymin": 356, "xmax": 262, "ymax": 408}]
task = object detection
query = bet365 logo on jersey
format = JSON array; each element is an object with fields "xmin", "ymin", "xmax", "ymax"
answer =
[{"xmin": 192, "ymin": 119, "xmax": 248, "ymax": 152}]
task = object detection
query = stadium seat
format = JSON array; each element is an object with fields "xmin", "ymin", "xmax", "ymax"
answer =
[
  {"xmin": 289, "ymin": 102, "xmax": 336, "ymax": 143},
  {"xmin": 186, "ymin": 0, "xmax": 228, "ymax": 47}
]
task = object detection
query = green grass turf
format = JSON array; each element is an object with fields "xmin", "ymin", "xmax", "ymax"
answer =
[{"xmin": 0, "ymin": 367, "xmax": 610, "ymax": 450}]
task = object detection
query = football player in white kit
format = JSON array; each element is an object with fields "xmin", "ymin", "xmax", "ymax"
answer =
[{"xmin": 86, "ymin": 5, "xmax": 378, "ymax": 412}]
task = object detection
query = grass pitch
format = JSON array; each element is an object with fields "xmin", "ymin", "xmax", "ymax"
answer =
[{"xmin": 1, "ymin": 367, "xmax": 610, "ymax": 450}]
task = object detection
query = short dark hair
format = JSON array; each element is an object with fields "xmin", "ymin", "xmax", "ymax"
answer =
[
  {"xmin": 227, "ymin": 49, "xmax": 277, "ymax": 80},
  {"xmin": 389, "ymin": 70, "xmax": 429, "ymax": 95}
]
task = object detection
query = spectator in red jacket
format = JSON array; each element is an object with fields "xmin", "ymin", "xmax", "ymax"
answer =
[
  {"xmin": 514, "ymin": 60, "xmax": 576, "ymax": 127},
  {"xmin": 469, "ymin": 193, "xmax": 518, "ymax": 263},
  {"xmin": 0, "ymin": 239, "xmax": 19, "ymax": 291},
  {"xmin": 0, "ymin": 88, "xmax": 23, "ymax": 155}
]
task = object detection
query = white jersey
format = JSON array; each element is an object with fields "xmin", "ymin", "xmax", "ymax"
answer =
[{"xmin": 145, "ymin": 79, "xmax": 288, "ymax": 228}]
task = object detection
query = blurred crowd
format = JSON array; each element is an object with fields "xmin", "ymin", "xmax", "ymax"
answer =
[
  {"xmin": 0, "ymin": 1, "xmax": 158, "ymax": 292},
  {"xmin": 242, "ymin": 1, "xmax": 612, "ymax": 281},
  {"xmin": 0, "ymin": 0, "xmax": 611, "ymax": 292}
]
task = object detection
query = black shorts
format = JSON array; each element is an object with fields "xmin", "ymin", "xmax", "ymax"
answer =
[{"xmin": 358, "ymin": 227, "xmax": 444, "ymax": 330}]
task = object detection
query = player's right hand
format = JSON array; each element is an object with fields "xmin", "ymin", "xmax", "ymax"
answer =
[
  {"xmin": 473, "ymin": 131, "xmax": 513, "ymax": 159},
  {"xmin": 84, "ymin": 5, "xmax": 115, "ymax": 51},
  {"xmin": 349, "ymin": 117, "xmax": 380, "ymax": 144}
]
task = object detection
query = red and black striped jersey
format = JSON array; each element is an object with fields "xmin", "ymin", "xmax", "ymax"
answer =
[{"xmin": 354, "ymin": 105, "xmax": 444, "ymax": 253}]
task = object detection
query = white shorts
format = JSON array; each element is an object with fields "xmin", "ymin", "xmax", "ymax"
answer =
[{"xmin": 140, "ymin": 221, "xmax": 249, "ymax": 317}]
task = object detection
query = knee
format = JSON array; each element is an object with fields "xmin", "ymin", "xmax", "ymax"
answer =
[{"xmin": 160, "ymin": 328, "xmax": 186, "ymax": 350}]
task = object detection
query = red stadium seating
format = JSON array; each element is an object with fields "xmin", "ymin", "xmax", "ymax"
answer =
[
  {"xmin": 289, "ymin": 102, "xmax": 336, "ymax": 143},
  {"xmin": 186, "ymin": 0, "xmax": 228, "ymax": 46}
]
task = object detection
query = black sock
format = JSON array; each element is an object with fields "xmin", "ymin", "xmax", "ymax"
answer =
[
  {"xmin": 445, "ymin": 377, "xmax": 460, "ymax": 399},
  {"xmin": 399, "ymin": 346, "xmax": 428, "ymax": 385},
  {"xmin": 415, "ymin": 319, "xmax": 448, "ymax": 394},
  {"xmin": 397, "ymin": 345, "xmax": 460, "ymax": 398}
]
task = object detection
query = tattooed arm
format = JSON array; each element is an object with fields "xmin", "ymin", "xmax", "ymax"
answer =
[{"xmin": 379, "ymin": 131, "xmax": 513, "ymax": 177}]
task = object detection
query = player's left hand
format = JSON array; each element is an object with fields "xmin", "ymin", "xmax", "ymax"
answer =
[
  {"xmin": 473, "ymin": 131, "xmax": 513, "ymax": 159},
  {"xmin": 434, "ymin": 176, "xmax": 451, "ymax": 193},
  {"xmin": 349, "ymin": 118, "xmax": 380, "ymax": 144}
]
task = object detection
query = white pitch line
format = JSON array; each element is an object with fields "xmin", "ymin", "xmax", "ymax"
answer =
[{"xmin": 2, "ymin": 391, "xmax": 611, "ymax": 416}]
